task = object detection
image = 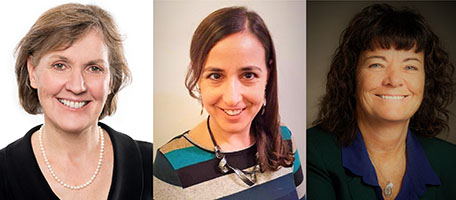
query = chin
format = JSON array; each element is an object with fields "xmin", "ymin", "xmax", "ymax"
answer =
[
  {"xmin": 52, "ymin": 118, "xmax": 93, "ymax": 133},
  {"xmin": 376, "ymin": 113, "xmax": 412, "ymax": 123}
]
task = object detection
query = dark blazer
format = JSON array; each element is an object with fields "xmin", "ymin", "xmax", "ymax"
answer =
[
  {"xmin": 0, "ymin": 123, "xmax": 152, "ymax": 200},
  {"xmin": 307, "ymin": 126, "xmax": 456, "ymax": 200}
]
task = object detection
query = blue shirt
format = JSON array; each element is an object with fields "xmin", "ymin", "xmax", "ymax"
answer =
[{"xmin": 342, "ymin": 129, "xmax": 441, "ymax": 200}]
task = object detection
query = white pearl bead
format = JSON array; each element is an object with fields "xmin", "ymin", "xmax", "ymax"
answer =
[{"xmin": 38, "ymin": 125, "xmax": 104, "ymax": 190}]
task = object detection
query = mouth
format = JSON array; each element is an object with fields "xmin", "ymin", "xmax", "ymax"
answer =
[
  {"xmin": 58, "ymin": 98, "xmax": 90, "ymax": 109},
  {"xmin": 222, "ymin": 108, "xmax": 245, "ymax": 116},
  {"xmin": 375, "ymin": 94, "xmax": 407, "ymax": 100}
]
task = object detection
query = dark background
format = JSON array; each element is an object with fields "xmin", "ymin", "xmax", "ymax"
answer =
[{"xmin": 307, "ymin": 1, "xmax": 456, "ymax": 144}]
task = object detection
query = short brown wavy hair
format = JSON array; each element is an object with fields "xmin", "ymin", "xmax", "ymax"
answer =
[
  {"xmin": 15, "ymin": 3, "xmax": 131, "ymax": 119},
  {"xmin": 185, "ymin": 6, "xmax": 294, "ymax": 171},
  {"xmin": 314, "ymin": 3, "xmax": 455, "ymax": 146}
]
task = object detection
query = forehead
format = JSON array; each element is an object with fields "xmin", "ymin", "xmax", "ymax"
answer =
[
  {"xmin": 359, "ymin": 47, "xmax": 424, "ymax": 60},
  {"xmin": 204, "ymin": 32, "xmax": 266, "ymax": 70},
  {"xmin": 40, "ymin": 29, "xmax": 108, "ymax": 61}
]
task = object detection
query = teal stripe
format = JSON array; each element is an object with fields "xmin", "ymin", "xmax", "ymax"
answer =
[
  {"xmin": 280, "ymin": 126, "xmax": 292, "ymax": 140},
  {"xmin": 293, "ymin": 149, "xmax": 301, "ymax": 174},
  {"xmin": 164, "ymin": 146, "xmax": 215, "ymax": 170}
]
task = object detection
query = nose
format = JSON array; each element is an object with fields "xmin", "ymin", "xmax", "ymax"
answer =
[
  {"xmin": 222, "ymin": 78, "xmax": 242, "ymax": 106},
  {"xmin": 65, "ymin": 70, "xmax": 87, "ymax": 94},
  {"xmin": 382, "ymin": 66, "xmax": 404, "ymax": 87}
]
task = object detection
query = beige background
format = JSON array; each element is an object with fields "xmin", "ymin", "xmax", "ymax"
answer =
[
  {"xmin": 154, "ymin": 0, "xmax": 306, "ymax": 188},
  {"xmin": 307, "ymin": 1, "xmax": 456, "ymax": 144}
]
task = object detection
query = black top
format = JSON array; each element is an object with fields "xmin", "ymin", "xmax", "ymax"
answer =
[{"xmin": 0, "ymin": 122, "xmax": 152, "ymax": 200}]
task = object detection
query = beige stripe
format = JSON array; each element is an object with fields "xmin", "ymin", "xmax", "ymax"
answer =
[
  {"xmin": 154, "ymin": 176, "xmax": 186, "ymax": 200},
  {"xmin": 159, "ymin": 136, "xmax": 194, "ymax": 154},
  {"xmin": 183, "ymin": 166, "xmax": 294, "ymax": 199},
  {"xmin": 296, "ymin": 178, "xmax": 306, "ymax": 199}
]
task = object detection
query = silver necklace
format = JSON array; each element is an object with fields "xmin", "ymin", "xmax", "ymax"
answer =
[
  {"xmin": 367, "ymin": 150, "xmax": 405, "ymax": 199},
  {"xmin": 206, "ymin": 116, "xmax": 260, "ymax": 186},
  {"xmin": 38, "ymin": 125, "xmax": 104, "ymax": 190}
]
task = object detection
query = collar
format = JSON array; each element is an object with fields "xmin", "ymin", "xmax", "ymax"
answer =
[
  {"xmin": 2, "ymin": 122, "xmax": 145, "ymax": 199},
  {"xmin": 342, "ymin": 128, "xmax": 440, "ymax": 199}
]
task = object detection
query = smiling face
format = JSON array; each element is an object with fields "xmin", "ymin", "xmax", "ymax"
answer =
[
  {"xmin": 199, "ymin": 32, "xmax": 268, "ymax": 135},
  {"xmin": 355, "ymin": 47, "xmax": 425, "ymax": 124},
  {"xmin": 28, "ymin": 29, "xmax": 111, "ymax": 133}
]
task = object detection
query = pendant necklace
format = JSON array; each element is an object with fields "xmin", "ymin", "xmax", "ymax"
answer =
[
  {"xmin": 38, "ymin": 125, "xmax": 104, "ymax": 190},
  {"xmin": 206, "ymin": 115, "xmax": 259, "ymax": 186},
  {"xmin": 367, "ymin": 150, "xmax": 405, "ymax": 199}
]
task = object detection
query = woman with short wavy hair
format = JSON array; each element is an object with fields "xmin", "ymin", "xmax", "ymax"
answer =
[{"xmin": 0, "ymin": 3, "xmax": 151, "ymax": 199}]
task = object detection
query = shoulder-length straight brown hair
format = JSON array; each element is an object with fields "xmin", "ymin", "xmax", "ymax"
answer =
[
  {"xmin": 314, "ymin": 3, "xmax": 455, "ymax": 146},
  {"xmin": 15, "ymin": 3, "xmax": 131, "ymax": 119},
  {"xmin": 185, "ymin": 6, "xmax": 294, "ymax": 171}
]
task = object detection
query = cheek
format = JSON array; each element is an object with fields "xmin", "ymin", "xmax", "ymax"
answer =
[
  {"xmin": 36, "ymin": 72, "xmax": 65, "ymax": 96},
  {"xmin": 88, "ymin": 76, "xmax": 111, "ymax": 100},
  {"xmin": 245, "ymin": 85, "xmax": 266, "ymax": 105},
  {"xmin": 408, "ymin": 74, "xmax": 425, "ymax": 95}
]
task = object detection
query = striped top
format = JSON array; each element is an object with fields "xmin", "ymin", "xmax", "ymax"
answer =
[{"xmin": 153, "ymin": 126, "xmax": 305, "ymax": 200}]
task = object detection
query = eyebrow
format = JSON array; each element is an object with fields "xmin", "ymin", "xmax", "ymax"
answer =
[
  {"xmin": 364, "ymin": 55, "xmax": 423, "ymax": 63},
  {"xmin": 203, "ymin": 66, "xmax": 264, "ymax": 73},
  {"xmin": 49, "ymin": 55, "xmax": 107, "ymax": 66}
]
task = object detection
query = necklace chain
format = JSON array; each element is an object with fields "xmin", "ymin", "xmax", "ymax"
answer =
[
  {"xmin": 38, "ymin": 125, "xmax": 104, "ymax": 190},
  {"xmin": 367, "ymin": 149, "xmax": 405, "ymax": 199},
  {"xmin": 206, "ymin": 116, "xmax": 259, "ymax": 186}
]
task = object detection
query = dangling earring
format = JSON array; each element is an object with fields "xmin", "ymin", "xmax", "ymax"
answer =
[{"xmin": 261, "ymin": 98, "xmax": 266, "ymax": 115}]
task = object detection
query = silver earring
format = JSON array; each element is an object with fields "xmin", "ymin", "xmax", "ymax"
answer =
[{"xmin": 261, "ymin": 98, "xmax": 266, "ymax": 115}]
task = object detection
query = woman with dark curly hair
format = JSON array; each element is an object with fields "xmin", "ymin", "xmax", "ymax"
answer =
[{"xmin": 308, "ymin": 3, "xmax": 456, "ymax": 200}]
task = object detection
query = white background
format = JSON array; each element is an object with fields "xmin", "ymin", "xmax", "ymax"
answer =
[{"xmin": 0, "ymin": 0, "xmax": 153, "ymax": 148}]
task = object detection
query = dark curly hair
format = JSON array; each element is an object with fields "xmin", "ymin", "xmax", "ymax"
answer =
[{"xmin": 314, "ymin": 3, "xmax": 455, "ymax": 146}]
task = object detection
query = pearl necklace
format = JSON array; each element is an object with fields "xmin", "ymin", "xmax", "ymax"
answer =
[{"xmin": 38, "ymin": 125, "xmax": 104, "ymax": 190}]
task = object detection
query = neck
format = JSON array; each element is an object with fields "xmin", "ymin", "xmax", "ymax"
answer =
[
  {"xmin": 208, "ymin": 117, "xmax": 254, "ymax": 151},
  {"xmin": 43, "ymin": 117, "xmax": 100, "ymax": 157},
  {"xmin": 357, "ymin": 114, "xmax": 408, "ymax": 158}
]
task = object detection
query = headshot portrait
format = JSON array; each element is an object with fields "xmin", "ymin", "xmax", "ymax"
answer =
[
  {"xmin": 307, "ymin": 2, "xmax": 456, "ymax": 199},
  {"xmin": 153, "ymin": 1, "xmax": 305, "ymax": 199},
  {"xmin": 0, "ymin": 1, "xmax": 152, "ymax": 199}
]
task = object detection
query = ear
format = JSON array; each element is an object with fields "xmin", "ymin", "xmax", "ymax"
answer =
[{"xmin": 27, "ymin": 56, "xmax": 38, "ymax": 89}]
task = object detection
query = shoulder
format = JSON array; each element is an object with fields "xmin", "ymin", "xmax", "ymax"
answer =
[
  {"xmin": 155, "ymin": 132, "xmax": 212, "ymax": 171},
  {"xmin": 307, "ymin": 126, "xmax": 342, "ymax": 168},
  {"xmin": 0, "ymin": 125, "xmax": 39, "ymax": 163},
  {"xmin": 307, "ymin": 126, "xmax": 340, "ymax": 153},
  {"xmin": 100, "ymin": 122, "xmax": 152, "ymax": 162},
  {"xmin": 417, "ymin": 135, "xmax": 456, "ymax": 170},
  {"xmin": 279, "ymin": 125, "xmax": 292, "ymax": 140}
]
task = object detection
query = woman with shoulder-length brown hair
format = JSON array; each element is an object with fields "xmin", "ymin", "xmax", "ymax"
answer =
[
  {"xmin": 153, "ymin": 6, "xmax": 304, "ymax": 199},
  {"xmin": 0, "ymin": 3, "xmax": 151, "ymax": 199},
  {"xmin": 308, "ymin": 3, "xmax": 456, "ymax": 200}
]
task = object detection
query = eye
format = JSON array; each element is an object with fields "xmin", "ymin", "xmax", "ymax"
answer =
[
  {"xmin": 405, "ymin": 65, "xmax": 418, "ymax": 71},
  {"xmin": 242, "ymin": 72, "xmax": 258, "ymax": 80},
  {"xmin": 207, "ymin": 73, "xmax": 222, "ymax": 80},
  {"xmin": 88, "ymin": 65, "xmax": 103, "ymax": 72},
  {"xmin": 53, "ymin": 63, "xmax": 67, "ymax": 70},
  {"xmin": 368, "ymin": 63, "xmax": 382, "ymax": 68}
]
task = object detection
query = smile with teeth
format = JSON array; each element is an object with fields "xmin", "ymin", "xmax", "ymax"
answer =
[
  {"xmin": 223, "ymin": 108, "xmax": 244, "ymax": 116},
  {"xmin": 58, "ymin": 98, "xmax": 89, "ymax": 109},
  {"xmin": 377, "ymin": 95, "xmax": 407, "ymax": 100}
]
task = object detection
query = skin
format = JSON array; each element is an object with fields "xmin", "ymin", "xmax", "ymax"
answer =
[
  {"xmin": 356, "ymin": 47, "xmax": 425, "ymax": 199},
  {"xmin": 28, "ymin": 29, "xmax": 114, "ymax": 199},
  {"xmin": 189, "ymin": 31, "xmax": 268, "ymax": 151}
]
